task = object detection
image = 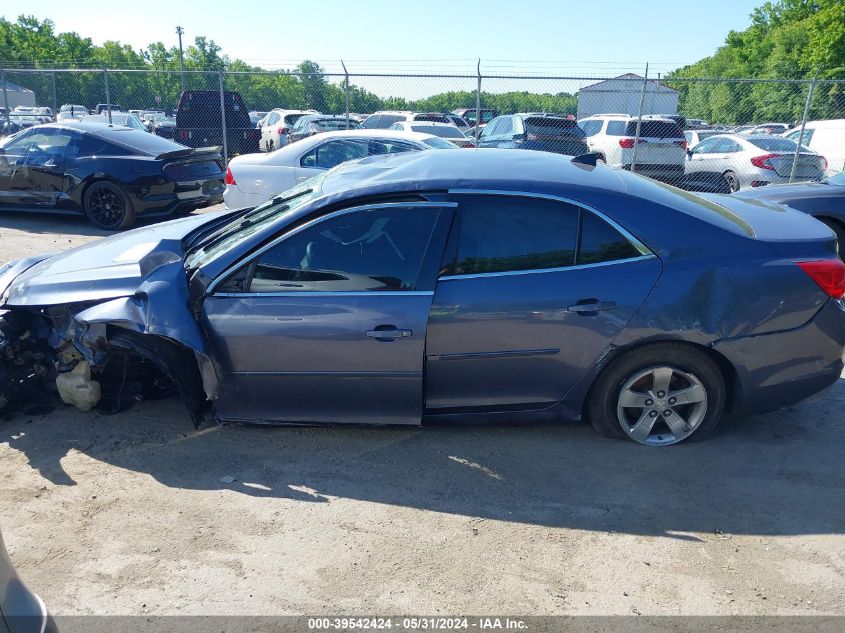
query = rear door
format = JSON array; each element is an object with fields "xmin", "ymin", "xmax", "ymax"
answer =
[
  {"xmin": 203, "ymin": 202, "xmax": 454, "ymax": 424},
  {"xmin": 425, "ymin": 193, "xmax": 662, "ymax": 411}
]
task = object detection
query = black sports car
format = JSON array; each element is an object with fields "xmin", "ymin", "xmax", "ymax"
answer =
[
  {"xmin": 734, "ymin": 171, "xmax": 845, "ymax": 260},
  {"xmin": 0, "ymin": 121, "xmax": 225, "ymax": 230}
]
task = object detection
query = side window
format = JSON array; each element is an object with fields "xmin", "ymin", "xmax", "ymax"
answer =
[
  {"xmin": 245, "ymin": 207, "xmax": 440, "ymax": 292},
  {"xmin": 710, "ymin": 138, "xmax": 734, "ymax": 153},
  {"xmin": 266, "ymin": 112, "xmax": 280, "ymax": 126},
  {"xmin": 692, "ymin": 137, "xmax": 718, "ymax": 153},
  {"xmin": 578, "ymin": 211, "xmax": 642, "ymax": 265},
  {"xmin": 75, "ymin": 135, "xmax": 130, "ymax": 157},
  {"xmin": 498, "ymin": 117, "xmax": 514, "ymax": 136},
  {"xmin": 370, "ymin": 139, "xmax": 418, "ymax": 154},
  {"xmin": 605, "ymin": 120, "xmax": 627, "ymax": 136},
  {"xmin": 442, "ymin": 196, "xmax": 579, "ymax": 276},
  {"xmin": 300, "ymin": 139, "xmax": 369, "ymax": 169},
  {"xmin": 482, "ymin": 118, "xmax": 501, "ymax": 138},
  {"xmin": 786, "ymin": 128, "xmax": 813, "ymax": 144},
  {"xmin": 3, "ymin": 128, "xmax": 75, "ymax": 166},
  {"xmin": 581, "ymin": 120, "xmax": 602, "ymax": 136}
]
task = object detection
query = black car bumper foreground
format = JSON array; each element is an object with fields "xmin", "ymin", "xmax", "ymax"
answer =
[
  {"xmin": 715, "ymin": 299, "xmax": 845, "ymax": 417},
  {"xmin": 134, "ymin": 177, "xmax": 225, "ymax": 217}
]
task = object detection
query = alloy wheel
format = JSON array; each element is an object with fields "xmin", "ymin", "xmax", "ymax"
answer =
[
  {"xmin": 616, "ymin": 365, "xmax": 708, "ymax": 446},
  {"xmin": 87, "ymin": 183, "xmax": 126, "ymax": 229}
]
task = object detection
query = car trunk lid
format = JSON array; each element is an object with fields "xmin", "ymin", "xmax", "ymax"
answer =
[{"xmin": 699, "ymin": 193, "xmax": 838, "ymax": 259}]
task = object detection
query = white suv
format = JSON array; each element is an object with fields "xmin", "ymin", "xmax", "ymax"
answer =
[
  {"xmin": 578, "ymin": 114, "xmax": 687, "ymax": 183},
  {"xmin": 260, "ymin": 109, "xmax": 319, "ymax": 151}
]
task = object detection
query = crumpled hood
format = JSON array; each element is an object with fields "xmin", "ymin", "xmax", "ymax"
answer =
[{"xmin": 2, "ymin": 212, "xmax": 226, "ymax": 307}]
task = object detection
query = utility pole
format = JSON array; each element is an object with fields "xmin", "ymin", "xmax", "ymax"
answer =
[{"xmin": 176, "ymin": 26, "xmax": 185, "ymax": 94}]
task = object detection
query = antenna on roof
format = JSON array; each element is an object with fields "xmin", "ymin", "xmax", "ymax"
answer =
[{"xmin": 571, "ymin": 152, "xmax": 601, "ymax": 167}]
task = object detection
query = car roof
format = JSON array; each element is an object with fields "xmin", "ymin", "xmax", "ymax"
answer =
[
  {"xmin": 317, "ymin": 148, "xmax": 627, "ymax": 201},
  {"xmin": 304, "ymin": 129, "xmax": 447, "ymax": 142},
  {"xmin": 401, "ymin": 121, "xmax": 459, "ymax": 127}
]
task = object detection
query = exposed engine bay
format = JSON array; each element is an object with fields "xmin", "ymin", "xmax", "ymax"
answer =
[{"xmin": 0, "ymin": 300, "xmax": 207, "ymax": 425}]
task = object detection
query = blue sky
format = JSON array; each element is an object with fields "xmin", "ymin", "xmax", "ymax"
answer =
[{"xmin": 6, "ymin": 0, "xmax": 762, "ymax": 76}]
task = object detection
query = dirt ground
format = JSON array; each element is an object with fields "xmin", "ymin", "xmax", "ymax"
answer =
[{"xmin": 1, "ymin": 210, "xmax": 844, "ymax": 617}]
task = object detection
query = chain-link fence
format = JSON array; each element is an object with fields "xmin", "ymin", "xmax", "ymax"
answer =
[{"xmin": 2, "ymin": 66, "xmax": 843, "ymax": 191}]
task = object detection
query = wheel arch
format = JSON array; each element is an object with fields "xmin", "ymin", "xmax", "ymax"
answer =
[{"xmin": 582, "ymin": 338, "xmax": 741, "ymax": 421}]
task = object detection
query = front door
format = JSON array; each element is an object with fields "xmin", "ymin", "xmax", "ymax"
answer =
[
  {"xmin": 0, "ymin": 127, "xmax": 71, "ymax": 208},
  {"xmin": 425, "ymin": 193, "xmax": 662, "ymax": 412},
  {"xmin": 202, "ymin": 202, "xmax": 454, "ymax": 424}
]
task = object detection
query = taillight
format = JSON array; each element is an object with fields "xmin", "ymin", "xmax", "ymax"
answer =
[
  {"xmin": 797, "ymin": 259, "xmax": 845, "ymax": 299},
  {"xmin": 619, "ymin": 138, "xmax": 645, "ymax": 148},
  {"xmin": 750, "ymin": 153, "xmax": 778, "ymax": 171},
  {"xmin": 225, "ymin": 166, "xmax": 236, "ymax": 186},
  {"xmin": 674, "ymin": 140, "xmax": 688, "ymax": 149},
  {"xmin": 277, "ymin": 126, "xmax": 289, "ymax": 135},
  {"xmin": 464, "ymin": 142, "xmax": 475, "ymax": 148},
  {"xmin": 821, "ymin": 156, "xmax": 828, "ymax": 171}
]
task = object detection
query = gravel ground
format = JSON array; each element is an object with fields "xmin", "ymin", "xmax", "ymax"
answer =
[{"xmin": 1, "ymin": 210, "xmax": 844, "ymax": 617}]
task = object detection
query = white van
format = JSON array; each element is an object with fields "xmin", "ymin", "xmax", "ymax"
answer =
[{"xmin": 784, "ymin": 119, "xmax": 845, "ymax": 177}]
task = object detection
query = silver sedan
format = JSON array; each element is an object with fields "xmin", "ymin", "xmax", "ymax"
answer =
[{"xmin": 684, "ymin": 133, "xmax": 826, "ymax": 192}]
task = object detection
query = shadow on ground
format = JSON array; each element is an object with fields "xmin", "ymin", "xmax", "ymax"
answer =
[
  {"xmin": 0, "ymin": 204, "xmax": 221, "ymax": 238},
  {"xmin": 2, "ymin": 376, "xmax": 844, "ymax": 539}
]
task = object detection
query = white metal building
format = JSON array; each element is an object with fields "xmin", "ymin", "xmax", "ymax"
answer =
[
  {"xmin": 577, "ymin": 73, "xmax": 678, "ymax": 119},
  {"xmin": 0, "ymin": 79, "xmax": 37, "ymax": 110}
]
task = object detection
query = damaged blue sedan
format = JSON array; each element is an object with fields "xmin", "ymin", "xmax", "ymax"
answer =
[{"xmin": 1, "ymin": 149, "xmax": 844, "ymax": 446}]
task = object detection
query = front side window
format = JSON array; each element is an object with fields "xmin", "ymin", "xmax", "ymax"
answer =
[
  {"xmin": 691, "ymin": 137, "xmax": 720, "ymax": 154},
  {"xmin": 237, "ymin": 207, "xmax": 440, "ymax": 293},
  {"xmin": 300, "ymin": 139, "xmax": 369, "ymax": 169},
  {"xmin": 0, "ymin": 128, "xmax": 75, "ymax": 166}
]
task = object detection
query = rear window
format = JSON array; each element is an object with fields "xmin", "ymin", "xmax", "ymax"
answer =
[
  {"xmin": 284, "ymin": 113, "xmax": 306, "ymax": 125},
  {"xmin": 409, "ymin": 124, "xmax": 463, "ymax": 138},
  {"xmin": 422, "ymin": 137, "xmax": 460, "ymax": 149},
  {"xmin": 413, "ymin": 114, "xmax": 450, "ymax": 124},
  {"xmin": 314, "ymin": 119, "xmax": 359, "ymax": 131},
  {"xmin": 95, "ymin": 128, "xmax": 190, "ymax": 155},
  {"xmin": 361, "ymin": 114, "xmax": 405, "ymax": 129},
  {"xmin": 524, "ymin": 117, "xmax": 585, "ymax": 137},
  {"xmin": 747, "ymin": 137, "xmax": 799, "ymax": 152},
  {"xmin": 624, "ymin": 121, "xmax": 683, "ymax": 138}
]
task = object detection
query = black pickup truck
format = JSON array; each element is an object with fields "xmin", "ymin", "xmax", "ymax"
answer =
[{"xmin": 174, "ymin": 90, "xmax": 260, "ymax": 156}]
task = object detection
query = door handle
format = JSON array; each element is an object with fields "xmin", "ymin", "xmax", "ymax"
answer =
[
  {"xmin": 567, "ymin": 301, "xmax": 616, "ymax": 315},
  {"xmin": 366, "ymin": 327, "xmax": 413, "ymax": 341}
]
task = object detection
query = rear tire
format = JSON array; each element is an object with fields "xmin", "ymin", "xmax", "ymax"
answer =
[
  {"xmin": 817, "ymin": 218, "xmax": 845, "ymax": 263},
  {"xmin": 723, "ymin": 170, "xmax": 741, "ymax": 193},
  {"xmin": 587, "ymin": 343, "xmax": 726, "ymax": 446},
  {"xmin": 83, "ymin": 181, "xmax": 136, "ymax": 230}
]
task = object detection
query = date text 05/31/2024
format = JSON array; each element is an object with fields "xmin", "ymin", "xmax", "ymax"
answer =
[{"xmin": 307, "ymin": 618, "xmax": 529, "ymax": 630}]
